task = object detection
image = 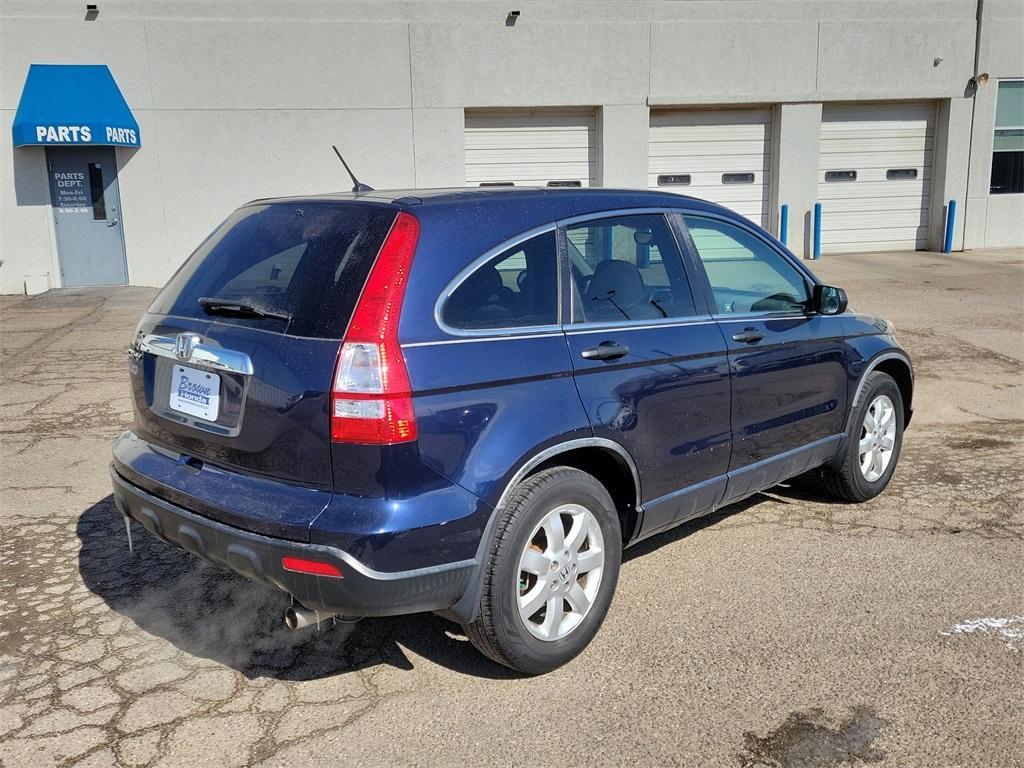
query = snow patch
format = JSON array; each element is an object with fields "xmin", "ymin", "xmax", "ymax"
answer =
[{"xmin": 940, "ymin": 616, "xmax": 1024, "ymax": 651}]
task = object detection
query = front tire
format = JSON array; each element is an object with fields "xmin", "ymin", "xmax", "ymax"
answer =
[
  {"xmin": 464, "ymin": 467, "xmax": 621, "ymax": 675},
  {"xmin": 819, "ymin": 371, "xmax": 905, "ymax": 502}
]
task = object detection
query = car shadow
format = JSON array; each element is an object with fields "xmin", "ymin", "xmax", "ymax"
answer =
[
  {"xmin": 76, "ymin": 496, "xmax": 520, "ymax": 682},
  {"xmin": 622, "ymin": 476, "xmax": 840, "ymax": 562},
  {"xmin": 78, "ymin": 479, "xmax": 838, "ymax": 681}
]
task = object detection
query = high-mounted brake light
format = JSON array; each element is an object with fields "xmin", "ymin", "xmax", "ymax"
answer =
[{"xmin": 331, "ymin": 211, "xmax": 419, "ymax": 444}]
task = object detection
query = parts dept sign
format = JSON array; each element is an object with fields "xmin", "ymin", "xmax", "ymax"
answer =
[
  {"xmin": 30, "ymin": 123, "xmax": 140, "ymax": 147},
  {"xmin": 51, "ymin": 169, "xmax": 90, "ymax": 214}
]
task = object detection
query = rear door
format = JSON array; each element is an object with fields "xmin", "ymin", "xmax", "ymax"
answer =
[
  {"xmin": 678, "ymin": 214, "xmax": 849, "ymax": 500},
  {"xmin": 561, "ymin": 212, "xmax": 732, "ymax": 537},
  {"xmin": 130, "ymin": 201, "xmax": 397, "ymax": 505}
]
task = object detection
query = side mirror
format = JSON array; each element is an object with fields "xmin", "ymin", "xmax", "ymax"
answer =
[{"xmin": 813, "ymin": 284, "xmax": 848, "ymax": 315}]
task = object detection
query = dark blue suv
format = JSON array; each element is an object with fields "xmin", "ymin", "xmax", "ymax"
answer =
[{"xmin": 111, "ymin": 188, "xmax": 912, "ymax": 674}]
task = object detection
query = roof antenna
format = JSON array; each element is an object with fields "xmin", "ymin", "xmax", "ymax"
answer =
[{"xmin": 332, "ymin": 145, "xmax": 374, "ymax": 193}]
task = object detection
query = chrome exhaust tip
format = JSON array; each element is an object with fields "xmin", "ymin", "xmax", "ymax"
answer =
[{"xmin": 284, "ymin": 605, "xmax": 334, "ymax": 630}]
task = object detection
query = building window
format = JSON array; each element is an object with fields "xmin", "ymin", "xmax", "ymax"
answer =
[
  {"xmin": 657, "ymin": 174, "xmax": 691, "ymax": 186},
  {"xmin": 886, "ymin": 168, "xmax": 917, "ymax": 180},
  {"xmin": 991, "ymin": 80, "xmax": 1024, "ymax": 195},
  {"xmin": 722, "ymin": 172, "xmax": 755, "ymax": 184}
]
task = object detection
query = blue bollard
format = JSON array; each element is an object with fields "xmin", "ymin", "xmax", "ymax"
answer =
[
  {"xmin": 944, "ymin": 199, "xmax": 957, "ymax": 253},
  {"xmin": 779, "ymin": 204, "xmax": 789, "ymax": 246},
  {"xmin": 813, "ymin": 202, "xmax": 822, "ymax": 259}
]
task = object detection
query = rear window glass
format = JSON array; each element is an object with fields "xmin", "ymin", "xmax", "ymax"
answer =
[{"xmin": 149, "ymin": 202, "xmax": 396, "ymax": 338}]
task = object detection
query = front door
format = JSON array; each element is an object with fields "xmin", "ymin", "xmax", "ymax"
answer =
[
  {"xmin": 46, "ymin": 146, "xmax": 127, "ymax": 286},
  {"xmin": 562, "ymin": 212, "xmax": 732, "ymax": 538},
  {"xmin": 680, "ymin": 214, "xmax": 849, "ymax": 502}
]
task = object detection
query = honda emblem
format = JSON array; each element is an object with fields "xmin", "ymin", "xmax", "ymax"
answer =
[{"xmin": 175, "ymin": 333, "xmax": 200, "ymax": 360}]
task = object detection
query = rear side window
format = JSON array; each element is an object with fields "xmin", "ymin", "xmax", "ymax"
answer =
[
  {"xmin": 441, "ymin": 231, "xmax": 558, "ymax": 331},
  {"xmin": 566, "ymin": 214, "xmax": 697, "ymax": 323},
  {"xmin": 149, "ymin": 202, "xmax": 396, "ymax": 338}
]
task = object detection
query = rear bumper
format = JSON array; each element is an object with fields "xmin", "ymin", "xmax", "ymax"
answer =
[{"xmin": 110, "ymin": 465, "xmax": 476, "ymax": 617}]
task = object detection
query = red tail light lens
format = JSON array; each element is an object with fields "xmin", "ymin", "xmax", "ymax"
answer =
[{"xmin": 331, "ymin": 211, "xmax": 419, "ymax": 444}]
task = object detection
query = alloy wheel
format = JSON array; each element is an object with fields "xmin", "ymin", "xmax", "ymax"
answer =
[
  {"xmin": 859, "ymin": 394, "xmax": 897, "ymax": 482},
  {"xmin": 516, "ymin": 503, "xmax": 605, "ymax": 641}
]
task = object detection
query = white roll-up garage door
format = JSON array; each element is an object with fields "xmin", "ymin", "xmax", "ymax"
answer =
[
  {"xmin": 464, "ymin": 111, "xmax": 596, "ymax": 188},
  {"xmin": 817, "ymin": 103, "xmax": 935, "ymax": 253},
  {"xmin": 648, "ymin": 109, "xmax": 772, "ymax": 226}
]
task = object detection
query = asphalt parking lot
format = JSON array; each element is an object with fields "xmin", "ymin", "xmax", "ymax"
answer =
[{"xmin": 1, "ymin": 248, "xmax": 1022, "ymax": 768}]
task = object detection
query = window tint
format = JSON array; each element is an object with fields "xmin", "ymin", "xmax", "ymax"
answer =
[
  {"xmin": 87, "ymin": 163, "xmax": 106, "ymax": 220},
  {"xmin": 149, "ymin": 202, "xmax": 396, "ymax": 338},
  {"xmin": 684, "ymin": 216, "xmax": 810, "ymax": 314},
  {"xmin": 991, "ymin": 80, "xmax": 1024, "ymax": 194},
  {"xmin": 566, "ymin": 214, "xmax": 697, "ymax": 323},
  {"xmin": 442, "ymin": 231, "xmax": 558, "ymax": 330}
]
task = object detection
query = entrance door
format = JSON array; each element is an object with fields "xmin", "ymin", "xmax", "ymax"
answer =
[
  {"xmin": 649, "ymin": 109, "xmax": 773, "ymax": 227},
  {"xmin": 464, "ymin": 110, "xmax": 597, "ymax": 187},
  {"xmin": 46, "ymin": 146, "xmax": 127, "ymax": 286},
  {"xmin": 817, "ymin": 102, "xmax": 935, "ymax": 253}
]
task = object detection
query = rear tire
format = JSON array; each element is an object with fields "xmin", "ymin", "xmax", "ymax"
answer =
[
  {"xmin": 819, "ymin": 371, "xmax": 904, "ymax": 502},
  {"xmin": 463, "ymin": 467, "xmax": 621, "ymax": 675}
]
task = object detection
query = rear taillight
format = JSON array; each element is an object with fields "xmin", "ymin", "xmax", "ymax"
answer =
[{"xmin": 330, "ymin": 211, "xmax": 419, "ymax": 444}]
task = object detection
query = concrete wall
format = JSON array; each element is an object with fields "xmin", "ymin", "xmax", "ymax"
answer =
[{"xmin": 0, "ymin": 0, "xmax": 1019, "ymax": 294}]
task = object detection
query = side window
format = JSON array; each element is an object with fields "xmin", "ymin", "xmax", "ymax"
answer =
[
  {"xmin": 442, "ymin": 231, "xmax": 558, "ymax": 330},
  {"xmin": 684, "ymin": 216, "xmax": 810, "ymax": 314},
  {"xmin": 565, "ymin": 214, "xmax": 697, "ymax": 323}
]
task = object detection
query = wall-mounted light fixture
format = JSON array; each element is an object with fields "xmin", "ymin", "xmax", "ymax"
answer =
[
  {"xmin": 85, "ymin": 3, "xmax": 99, "ymax": 20},
  {"xmin": 506, "ymin": 10, "xmax": 520, "ymax": 27}
]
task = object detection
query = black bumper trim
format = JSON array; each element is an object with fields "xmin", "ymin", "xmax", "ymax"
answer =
[{"xmin": 110, "ymin": 465, "xmax": 476, "ymax": 617}]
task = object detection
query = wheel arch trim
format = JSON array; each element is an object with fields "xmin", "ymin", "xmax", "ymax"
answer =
[
  {"xmin": 493, "ymin": 437, "xmax": 642, "ymax": 513},
  {"xmin": 845, "ymin": 350, "xmax": 914, "ymax": 435},
  {"xmin": 441, "ymin": 437, "xmax": 641, "ymax": 624}
]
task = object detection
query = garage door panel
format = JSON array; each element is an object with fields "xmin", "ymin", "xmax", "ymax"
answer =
[
  {"xmin": 815, "ymin": 196, "xmax": 930, "ymax": 216},
  {"xmin": 465, "ymin": 111, "xmax": 596, "ymax": 188},
  {"xmin": 466, "ymin": 162, "xmax": 598, "ymax": 183},
  {"xmin": 467, "ymin": 146, "xmax": 594, "ymax": 163},
  {"xmin": 466, "ymin": 132, "xmax": 595, "ymax": 151},
  {"xmin": 651, "ymin": 110, "xmax": 771, "ymax": 127},
  {"xmin": 821, "ymin": 209, "xmax": 929, "ymax": 228},
  {"xmin": 649, "ymin": 109, "xmax": 771, "ymax": 226},
  {"xmin": 820, "ymin": 151, "xmax": 933, "ymax": 171},
  {"xmin": 817, "ymin": 103, "xmax": 935, "ymax": 253},
  {"xmin": 647, "ymin": 154, "xmax": 770, "ymax": 172},
  {"xmin": 820, "ymin": 136, "xmax": 932, "ymax": 153}
]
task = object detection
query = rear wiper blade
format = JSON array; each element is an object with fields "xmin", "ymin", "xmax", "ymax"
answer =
[{"xmin": 198, "ymin": 297, "xmax": 291, "ymax": 322}]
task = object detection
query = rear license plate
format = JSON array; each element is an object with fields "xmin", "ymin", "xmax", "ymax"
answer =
[{"xmin": 169, "ymin": 364, "xmax": 221, "ymax": 421}]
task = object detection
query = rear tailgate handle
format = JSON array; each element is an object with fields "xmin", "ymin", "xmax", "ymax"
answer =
[
  {"xmin": 139, "ymin": 334, "xmax": 254, "ymax": 375},
  {"xmin": 581, "ymin": 341, "xmax": 630, "ymax": 361},
  {"xmin": 731, "ymin": 328, "xmax": 764, "ymax": 344}
]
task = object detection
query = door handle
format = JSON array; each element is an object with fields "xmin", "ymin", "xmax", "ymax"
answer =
[
  {"xmin": 581, "ymin": 341, "xmax": 630, "ymax": 361},
  {"xmin": 731, "ymin": 328, "xmax": 764, "ymax": 344},
  {"xmin": 106, "ymin": 219, "xmax": 119, "ymax": 227}
]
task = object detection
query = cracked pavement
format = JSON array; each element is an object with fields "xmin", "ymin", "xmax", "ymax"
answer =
[{"xmin": 1, "ymin": 248, "xmax": 1022, "ymax": 767}]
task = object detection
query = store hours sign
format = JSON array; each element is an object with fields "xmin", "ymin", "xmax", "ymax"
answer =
[{"xmin": 52, "ymin": 170, "xmax": 90, "ymax": 213}]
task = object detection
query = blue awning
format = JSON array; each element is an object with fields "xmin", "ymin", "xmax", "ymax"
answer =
[{"xmin": 12, "ymin": 64, "xmax": 141, "ymax": 148}]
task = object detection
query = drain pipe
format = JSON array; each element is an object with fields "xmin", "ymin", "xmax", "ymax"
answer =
[{"xmin": 960, "ymin": 0, "xmax": 987, "ymax": 251}]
